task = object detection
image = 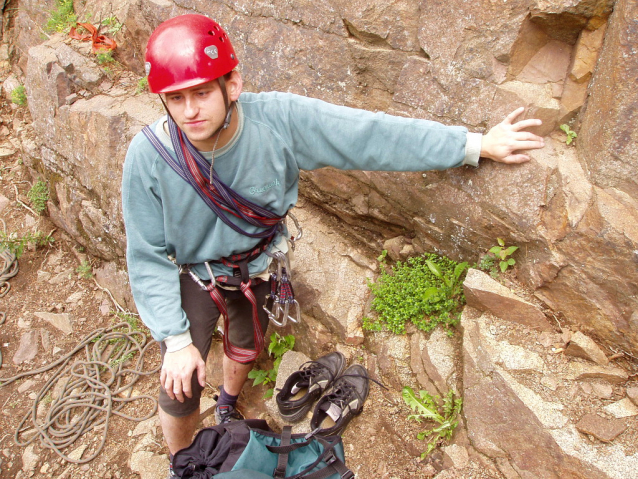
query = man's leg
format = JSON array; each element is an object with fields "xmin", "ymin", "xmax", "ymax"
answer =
[
  {"xmin": 159, "ymin": 274, "xmax": 220, "ymax": 453},
  {"xmin": 217, "ymin": 281, "xmax": 271, "ymax": 410},
  {"xmin": 159, "ymin": 407, "xmax": 200, "ymax": 455},
  {"xmin": 222, "ymin": 355, "xmax": 254, "ymax": 395}
]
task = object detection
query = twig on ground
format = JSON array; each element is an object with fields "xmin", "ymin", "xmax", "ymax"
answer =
[
  {"xmin": 12, "ymin": 183, "xmax": 38, "ymax": 216},
  {"xmin": 91, "ymin": 275, "xmax": 126, "ymax": 313}
]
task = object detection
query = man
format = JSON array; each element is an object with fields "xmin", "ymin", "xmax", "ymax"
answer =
[{"xmin": 122, "ymin": 13, "xmax": 544, "ymax": 473}]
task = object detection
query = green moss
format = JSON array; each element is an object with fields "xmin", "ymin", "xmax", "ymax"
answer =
[{"xmin": 364, "ymin": 252, "xmax": 468, "ymax": 335}]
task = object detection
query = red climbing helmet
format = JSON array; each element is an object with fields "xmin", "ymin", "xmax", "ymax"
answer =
[{"xmin": 145, "ymin": 14, "xmax": 239, "ymax": 94}]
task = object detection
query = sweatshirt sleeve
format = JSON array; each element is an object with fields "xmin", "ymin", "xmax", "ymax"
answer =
[
  {"xmin": 258, "ymin": 93, "xmax": 471, "ymax": 172},
  {"xmin": 121, "ymin": 133, "xmax": 192, "ymax": 348}
]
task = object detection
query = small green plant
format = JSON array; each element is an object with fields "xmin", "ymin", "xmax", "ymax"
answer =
[
  {"xmin": 27, "ymin": 179, "xmax": 49, "ymax": 214},
  {"xmin": 364, "ymin": 252, "xmax": 469, "ymax": 335},
  {"xmin": 11, "ymin": 85, "xmax": 27, "ymax": 106},
  {"xmin": 76, "ymin": 260, "xmax": 93, "ymax": 279},
  {"xmin": 45, "ymin": 0, "xmax": 77, "ymax": 33},
  {"xmin": 114, "ymin": 311, "xmax": 141, "ymax": 331},
  {"xmin": 109, "ymin": 351, "xmax": 135, "ymax": 368},
  {"xmin": 483, "ymin": 238, "xmax": 519, "ymax": 274},
  {"xmin": 0, "ymin": 230, "xmax": 54, "ymax": 258},
  {"xmin": 96, "ymin": 50, "xmax": 115, "ymax": 65},
  {"xmin": 560, "ymin": 124, "xmax": 577, "ymax": 145},
  {"xmin": 403, "ymin": 386, "xmax": 463, "ymax": 458},
  {"xmin": 101, "ymin": 16, "xmax": 124, "ymax": 35},
  {"xmin": 248, "ymin": 332, "xmax": 295, "ymax": 398},
  {"xmin": 135, "ymin": 77, "xmax": 149, "ymax": 94}
]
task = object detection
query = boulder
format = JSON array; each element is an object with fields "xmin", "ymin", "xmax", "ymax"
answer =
[{"xmin": 463, "ymin": 269, "xmax": 553, "ymax": 331}]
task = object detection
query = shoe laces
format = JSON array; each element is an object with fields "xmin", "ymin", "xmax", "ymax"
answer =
[
  {"xmin": 323, "ymin": 372, "xmax": 387, "ymax": 410},
  {"xmin": 217, "ymin": 404, "xmax": 242, "ymax": 422},
  {"xmin": 286, "ymin": 360, "xmax": 339, "ymax": 392}
]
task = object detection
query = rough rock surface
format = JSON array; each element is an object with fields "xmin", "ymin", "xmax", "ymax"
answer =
[
  {"xmin": 11, "ymin": 0, "xmax": 637, "ymax": 358},
  {"xmin": 2, "ymin": 0, "xmax": 637, "ymax": 478}
]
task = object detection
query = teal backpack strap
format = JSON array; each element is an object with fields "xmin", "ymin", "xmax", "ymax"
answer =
[{"xmin": 273, "ymin": 426, "xmax": 293, "ymax": 479}]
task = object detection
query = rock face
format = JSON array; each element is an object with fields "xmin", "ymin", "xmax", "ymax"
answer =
[
  {"xmin": 12, "ymin": 0, "xmax": 636, "ymax": 359},
  {"xmin": 6, "ymin": 16, "xmax": 636, "ymax": 478}
]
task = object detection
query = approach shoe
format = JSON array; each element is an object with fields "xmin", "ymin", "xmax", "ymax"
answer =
[
  {"xmin": 214, "ymin": 403, "xmax": 244, "ymax": 425},
  {"xmin": 309, "ymin": 364, "xmax": 370, "ymax": 437},
  {"xmin": 276, "ymin": 351, "xmax": 346, "ymax": 422}
]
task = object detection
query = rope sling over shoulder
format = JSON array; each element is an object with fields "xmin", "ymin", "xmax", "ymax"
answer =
[{"xmin": 142, "ymin": 117, "xmax": 290, "ymax": 363}]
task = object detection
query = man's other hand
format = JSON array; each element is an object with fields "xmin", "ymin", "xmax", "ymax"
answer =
[
  {"xmin": 481, "ymin": 107, "xmax": 545, "ymax": 164},
  {"xmin": 160, "ymin": 343, "xmax": 206, "ymax": 402}
]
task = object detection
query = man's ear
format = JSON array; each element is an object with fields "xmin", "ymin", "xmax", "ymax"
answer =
[{"xmin": 227, "ymin": 70, "xmax": 243, "ymax": 102}]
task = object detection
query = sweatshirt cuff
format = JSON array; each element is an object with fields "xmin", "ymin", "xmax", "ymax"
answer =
[
  {"xmin": 164, "ymin": 331, "xmax": 193, "ymax": 353},
  {"xmin": 463, "ymin": 132, "xmax": 482, "ymax": 167}
]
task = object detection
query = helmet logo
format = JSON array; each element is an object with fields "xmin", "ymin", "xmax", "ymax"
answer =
[
  {"xmin": 204, "ymin": 46, "xmax": 218, "ymax": 60},
  {"xmin": 145, "ymin": 62, "xmax": 151, "ymax": 76}
]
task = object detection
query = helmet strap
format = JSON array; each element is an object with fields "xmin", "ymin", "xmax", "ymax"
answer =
[{"xmin": 217, "ymin": 75, "xmax": 233, "ymax": 130}]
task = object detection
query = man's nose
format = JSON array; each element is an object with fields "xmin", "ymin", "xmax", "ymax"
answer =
[{"xmin": 183, "ymin": 96, "xmax": 198, "ymax": 118}]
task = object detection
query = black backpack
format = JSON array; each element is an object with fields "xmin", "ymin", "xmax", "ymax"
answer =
[{"xmin": 172, "ymin": 419, "xmax": 354, "ymax": 479}]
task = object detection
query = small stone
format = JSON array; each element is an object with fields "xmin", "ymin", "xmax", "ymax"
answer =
[
  {"xmin": 13, "ymin": 330, "xmax": 39, "ymax": 364},
  {"xmin": 17, "ymin": 317, "xmax": 31, "ymax": 328},
  {"xmin": 442, "ymin": 444, "xmax": 469, "ymax": 469},
  {"xmin": 0, "ymin": 194, "xmax": 9, "ymax": 213},
  {"xmin": 627, "ymin": 386, "xmax": 638, "ymax": 405},
  {"xmin": 564, "ymin": 331, "xmax": 609, "ymax": 365},
  {"xmin": 21, "ymin": 445, "xmax": 37, "ymax": 473},
  {"xmin": 34, "ymin": 312, "xmax": 73, "ymax": 335},
  {"xmin": 0, "ymin": 146, "xmax": 16, "ymax": 158},
  {"xmin": 67, "ymin": 445, "xmax": 87, "ymax": 462},
  {"xmin": 580, "ymin": 382, "xmax": 593, "ymax": 395},
  {"xmin": 39, "ymin": 326, "xmax": 50, "ymax": 347},
  {"xmin": 576, "ymin": 413, "xmax": 626, "ymax": 442},
  {"xmin": 538, "ymin": 331, "xmax": 556, "ymax": 348},
  {"xmin": 541, "ymin": 375, "xmax": 560, "ymax": 391},
  {"xmin": 591, "ymin": 382, "xmax": 613, "ymax": 399},
  {"xmin": 17, "ymin": 379, "xmax": 36, "ymax": 393},
  {"xmin": 603, "ymin": 398, "xmax": 638, "ymax": 418},
  {"xmin": 565, "ymin": 362, "xmax": 628, "ymax": 384},
  {"xmin": 66, "ymin": 291, "xmax": 83, "ymax": 304}
]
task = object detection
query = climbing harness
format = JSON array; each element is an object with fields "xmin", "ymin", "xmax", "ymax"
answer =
[
  {"xmin": 0, "ymin": 322, "xmax": 159, "ymax": 463},
  {"xmin": 182, "ymin": 238, "xmax": 273, "ymax": 363}
]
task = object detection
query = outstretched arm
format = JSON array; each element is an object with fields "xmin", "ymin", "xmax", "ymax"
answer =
[{"xmin": 480, "ymin": 107, "xmax": 545, "ymax": 164}]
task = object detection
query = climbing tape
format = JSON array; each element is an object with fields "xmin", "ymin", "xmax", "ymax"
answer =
[{"xmin": 0, "ymin": 322, "xmax": 160, "ymax": 463}]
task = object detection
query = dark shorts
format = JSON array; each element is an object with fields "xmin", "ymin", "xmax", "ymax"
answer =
[{"xmin": 159, "ymin": 274, "xmax": 271, "ymax": 417}]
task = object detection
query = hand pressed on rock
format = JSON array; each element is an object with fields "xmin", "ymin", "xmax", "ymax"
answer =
[{"xmin": 481, "ymin": 107, "xmax": 545, "ymax": 164}]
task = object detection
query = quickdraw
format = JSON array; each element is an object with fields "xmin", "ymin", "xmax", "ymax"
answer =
[{"xmin": 263, "ymin": 251, "xmax": 300, "ymax": 328}]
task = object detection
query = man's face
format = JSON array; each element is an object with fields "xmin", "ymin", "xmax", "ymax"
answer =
[{"xmin": 164, "ymin": 74, "xmax": 241, "ymax": 151}]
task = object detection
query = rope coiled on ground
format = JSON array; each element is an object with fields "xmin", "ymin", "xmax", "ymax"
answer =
[
  {"xmin": 0, "ymin": 322, "xmax": 160, "ymax": 463},
  {"xmin": 0, "ymin": 244, "xmax": 19, "ymax": 368}
]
